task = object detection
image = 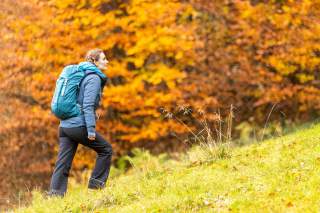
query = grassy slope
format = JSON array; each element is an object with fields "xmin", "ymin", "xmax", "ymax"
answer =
[{"xmin": 17, "ymin": 123, "xmax": 320, "ymax": 212}]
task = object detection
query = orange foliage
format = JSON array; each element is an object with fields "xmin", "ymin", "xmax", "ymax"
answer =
[
  {"xmin": 183, "ymin": 0, "xmax": 320, "ymax": 125},
  {"xmin": 2, "ymin": 0, "xmax": 320, "ymax": 206},
  {"xmin": 0, "ymin": 0, "xmax": 197, "ymax": 203}
]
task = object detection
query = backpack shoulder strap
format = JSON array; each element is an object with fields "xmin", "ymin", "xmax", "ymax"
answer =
[
  {"xmin": 78, "ymin": 72, "xmax": 99, "ymax": 88},
  {"xmin": 82, "ymin": 72, "xmax": 106, "ymax": 88}
]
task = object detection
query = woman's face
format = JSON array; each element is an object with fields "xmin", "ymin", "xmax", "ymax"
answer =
[{"xmin": 95, "ymin": 52, "xmax": 109, "ymax": 70}]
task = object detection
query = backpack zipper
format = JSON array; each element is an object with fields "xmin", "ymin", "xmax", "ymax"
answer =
[{"xmin": 61, "ymin": 78, "xmax": 68, "ymax": 96}]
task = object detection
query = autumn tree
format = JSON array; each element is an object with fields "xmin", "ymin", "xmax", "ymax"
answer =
[
  {"xmin": 181, "ymin": 0, "xmax": 320, "ymax": 134},
  {"xmin": 0, "ymin": 0, "xmax": 198, "ymax": 203}
]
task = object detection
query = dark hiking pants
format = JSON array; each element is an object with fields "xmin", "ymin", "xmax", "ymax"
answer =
[{"xmin": 48, "ymin": 126, "xmax": 113, "ymax": 197}]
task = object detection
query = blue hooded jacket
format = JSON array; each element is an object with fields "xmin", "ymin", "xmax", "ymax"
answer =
[{"xmin": 59, "ymin": 62, "xmax": 108, "ymax": 137}]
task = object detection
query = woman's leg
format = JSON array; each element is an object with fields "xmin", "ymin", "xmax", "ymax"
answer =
[
  {"xmin": 48, "ymin": 127, "xmax": 78, "ymax": 196},
  {"xmin": 87, "ymin": 131, "xmax": 113, "ymax": 189},
  {"xmin": 61, "ymin": 126, "xmax": 113, "ymax": 189}
]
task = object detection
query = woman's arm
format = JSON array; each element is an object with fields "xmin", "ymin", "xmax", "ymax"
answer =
[{"xmin": 82, "ymin": 74, "xmax": 101, "ymax": 139}]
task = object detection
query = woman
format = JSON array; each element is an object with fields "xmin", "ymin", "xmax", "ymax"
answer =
[{"xmin": 48, "ymin": 48, "xmax": 113, "ymax": 197}]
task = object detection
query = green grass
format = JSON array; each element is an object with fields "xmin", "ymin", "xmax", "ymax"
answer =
[{"xmin": 15, "ymin": 122, "xmax": 320, "ymax": 212}]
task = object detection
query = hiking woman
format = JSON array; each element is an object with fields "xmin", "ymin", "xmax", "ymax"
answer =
[{"xmin": 48, "ymin": 48, "xmax": 113, "ymax": 197}]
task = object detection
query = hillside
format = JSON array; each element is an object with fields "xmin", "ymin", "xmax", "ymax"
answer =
[{"xmin": 16, "ymin": 122, "xmax": 320, "ymax": 212}]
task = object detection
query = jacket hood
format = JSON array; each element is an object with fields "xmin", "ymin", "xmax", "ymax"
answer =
[{"xmin": 78, "ymin": 61, "xmax": 108, "ymax": 87}]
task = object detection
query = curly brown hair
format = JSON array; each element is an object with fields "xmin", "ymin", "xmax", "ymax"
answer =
[{"xmin": 85, "ymin": 48, "xmax": 104, "ymax": 63}]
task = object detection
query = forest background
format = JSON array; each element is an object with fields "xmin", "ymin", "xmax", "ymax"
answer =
[{"xmin": 1, "ymin": 0, "xmax": 320, "ymax": 206}]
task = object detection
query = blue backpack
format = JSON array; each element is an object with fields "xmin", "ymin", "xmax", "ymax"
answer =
[{"xmin": 51, "ymin": 63, "xmax": 106, "ymax": 120}]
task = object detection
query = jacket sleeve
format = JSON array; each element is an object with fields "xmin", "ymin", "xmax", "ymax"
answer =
[{"xmin": 82, "ymin": 74, "xmax": 101, "ymax": 137}]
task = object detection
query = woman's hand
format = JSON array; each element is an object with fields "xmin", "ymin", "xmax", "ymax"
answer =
[
  {"xmin": 88, "ymin": 132, "xmax": 96, "ymax": 141},
  {"xmin": 88, "ymin": 135, "xmax": 96, "ymax": 141}
]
